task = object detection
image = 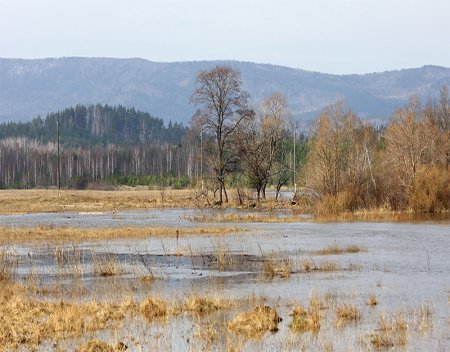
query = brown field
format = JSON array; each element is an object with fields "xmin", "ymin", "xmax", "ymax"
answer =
[{"xmin": 0, "ymin": 188, "xmax": 198, "ymax": 214}]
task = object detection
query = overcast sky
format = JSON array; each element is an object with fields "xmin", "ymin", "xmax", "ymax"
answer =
[{"xmin": 1, "ymin": 0, "xmax": 449, "ymax": 74}]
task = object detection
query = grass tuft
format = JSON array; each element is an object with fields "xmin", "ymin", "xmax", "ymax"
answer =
[
  {"xmin": 370, "ymin": 313, "xmax": 408, "ymax": 348},
  {"xmin": 139, "ymin": 297, "xmax": 167, "ymax": 322},
  {"xmin": 335, "ymin": 303, "xmax": 360, "ymax": 326},
  {"xmin": 76, "ymin": 340, "xmax": 115, "ymax": 352},
  {"xmin": 228, "ymin": 306, "xmax": 282, "ymax": 338}
]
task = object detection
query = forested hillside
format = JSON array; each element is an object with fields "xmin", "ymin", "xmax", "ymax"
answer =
[
  {"xmin": 0, "ymin": 104, "xmax": 185, "ymax": 146},
  {"xmin": 0, "ymin": 105, "xmax": 192, "ymax": 189}
]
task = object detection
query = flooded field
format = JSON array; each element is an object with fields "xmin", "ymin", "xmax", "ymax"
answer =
[{"xmin": 1, "ymin": 208, "xmax": 449, "ymax": 351}]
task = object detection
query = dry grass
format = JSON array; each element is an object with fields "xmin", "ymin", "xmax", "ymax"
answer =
[
  {"xmin": 415, "ymin": 305, "xmax": 433, "ymax": 332},
  {"xmin": 289, "ymin": 294, "xmax": 323, "ymax": 333},
  {"xmin": 227, "ymin": 306, "xmax": 282, "ymax": 338},
  {"xmin": 314, "ymin": 209, "xmax": 450, "ymax": 223},
  {"xmin": 300, "ymin": 258, "xmax": 340, "ymax": 272},
  {"xmin": 76, "ymin": 340, "xmax": 115, "ymax": 352},
  {"xmin": 368, "ymin": 293, "xmax": 378, "ymax": 307},
  {"xmin": 0, "ymin": 225, "xmax": 246, "ymax": 244},
  {"xmin": 139, "ymin": 297, "xmax": 167, "ymax": 322},
  {"xmin": 93, "ymin": 255, "xmax": 124, "ymax": 277},
  {"xmin": 0, "ymin": 188, "xmax": 198, "ymax": 214},
  {"xmin": 183, "ymin": 296, "xmax": 229, "ymax": 314},
  {"xmin": 0, "ymin": 282, "xmax": 132, "ymax": 349},
  {"xmin": 318, "ymin": 244, "xmax": 367, "ymax": 255},
  {"xmin": 195, "ymin": 322, "xmax": 217, "ymax": 347},
  {"xmin": 0, "ymin": 249, "xmax": 18, "ymax": 282},
  {"xmin": 263, "ymin": 258, "xmax": 291, "ymax": 279},
  {"xmin": 335, "ymin": 303, "xmax": 360, "ymax": 327},
  {"xmin": 370, "ymin": 313, "xmax": 408, "ymax": 348}
]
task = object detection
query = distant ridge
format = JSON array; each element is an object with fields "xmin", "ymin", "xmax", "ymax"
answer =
[{"xmin": 0, "ymin": 57, "xmax": 449, "ymax": 124}]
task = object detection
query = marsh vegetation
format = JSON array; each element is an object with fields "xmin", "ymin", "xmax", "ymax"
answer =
[{"xmin": 0, "ymin": 206, "xmax": 448, "ymax": 351}]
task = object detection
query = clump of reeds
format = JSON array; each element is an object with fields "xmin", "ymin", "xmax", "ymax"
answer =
[
  {"xmin": 194, "ymin": 321, "xmax": 217, "ymax": 345},
  {"xmin": 139, "ymin": 297, "xmax": 167, "ymax": 322},
  {"xmin": 415, "ymin": 305, "xmax": 433, "ymax": 332},
  {"xmin": 76, "ymin": 339, "xmax": 114, "ymax": 352},
  {"xmin": 370, "ymin": 313, "xmax": 408, "ymax": 348},
  {"xmin": 289, "ymin": 294, "xmax": 322, "ymax": 333},
  {"xmin": 184, "ymin": 296, "xmax": 227, "ymax": 314},
  {"xmin": 300, "ymin": 258, "xmax": 340, "ymax": 272},
  {"xmin": 368, "ymin": 293, "xmax": 377, "ymax": 307},
  {"xmin": 93, "ymin": 255, "xmax": 123, "ymax": 277},
  {"xmin": 217, "ymin": 245, "xmax": 227, "ymax": 271},
  {"xmin": 318, "ymin": 244, "xmax": 367, "ymax": 255},
  {"xmin": 335, "ymin": 303, "xmax": 360, "ymax": 327},
  {"xmin": 227, "ymin": 306, "xmax": 282, "ymax": 338},
  {"xmin": 320, "ymin": 260, "xmax": 340, "ymax": 271},
  {"xmin": 0, "ymin": 249, "xmax": 17, "ymax": 282},
  {"xmin": 262, "ymin": 258, "xmax": 291, "ymax": 279},
  {"xmin": 301, "ymin": 258, "xmax": 315, "ymax": 272}
]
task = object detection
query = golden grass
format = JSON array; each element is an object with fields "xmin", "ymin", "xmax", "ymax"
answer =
[
  {"xmin": 300, "ymin": 258, "xmax": 340, "ymax": 272},
  {"xmin": 0, "ymin": 188, "xmax": 198, "ymax": 214},
  {"xmin": 183, "ymin": 296, "xmax": 229, "ymax": 314},
  {"xmin": 415, "ymin": 305, "xmax": 433, "ymax": 332},
  {"xmin": 0, "ymin": 249, "xmax": 18, "ymax": 282},
  {"xmin": 263, "ymin": 258, "xmax": 291, "ymax": 279},
  {"xmin": 93, "ymin": 255, "xmax": 124, "ymax": 277},
  {"xmin": 0, "ymin": 225, "xmax": 246, "ymax": 244},
  {"xmin": 335, "ymin": 303, "xmax": 360, "ymax": 327},
  {"xmin": 289, "ymin": 294, "xmax": 323, "ymax": 334},
  {"xmin": 370, "ymin": 313, "xmax": 408, "ymax": 348},
  {"xmin": 368, "ymin": 293, "xmax": 378, "ymax": 307},
  {"xmin": 318, "ymin": 244, "xmax": 367, "ymax": 255},
  {"xmin": 314, "ymin": 209, "xmax": 450, "ymax": 223},
  {"xmin": 227, "ymin": 306, "xmax": 282, "ymax": 338},
  {"xmin": 0, "ymin": 282, "xmax": 132, "ymax": 349},
  {"xmin": 76, "ymin": 340, "xmax": 115, "ymax": 352},
  {"xmin": 139, "ymin": 297, "xmax": 167, "ymax": 322}
]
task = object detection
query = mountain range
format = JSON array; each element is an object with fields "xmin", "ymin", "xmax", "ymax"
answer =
[{"xmin": 1, "ymin": 57, "xmax": 449, "ymax": 125}]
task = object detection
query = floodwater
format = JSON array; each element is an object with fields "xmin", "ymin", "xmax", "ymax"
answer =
[{"xmin": 1, "ymin": 209, "xmax": 449, "ymax": 351}]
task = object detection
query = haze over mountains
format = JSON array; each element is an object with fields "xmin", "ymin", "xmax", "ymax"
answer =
[{"xmin": 1, "ymin": 57, "xmax": 449, "ymax": 125}]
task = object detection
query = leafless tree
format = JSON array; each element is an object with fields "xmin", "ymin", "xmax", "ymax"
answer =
[
  {"xmin": 191, "ymin": 65, "xmax": 253, "ymax": 204},
  {"xmin": 236, "ymin": 93, "xmax": 290, "ymax": 201}
]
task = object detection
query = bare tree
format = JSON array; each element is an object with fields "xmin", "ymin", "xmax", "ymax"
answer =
[
  {"xmin": 191, "ymin": 65, "xmax": 253, "ymax": 204},
  {"xmin": 236, "ymin": 93, "xmax": 290, "ymax": 201}
]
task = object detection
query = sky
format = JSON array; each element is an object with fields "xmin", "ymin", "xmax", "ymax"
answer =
[{"xmin": 0, "ymin": 0, "xmax": 449, "ymax": 74}]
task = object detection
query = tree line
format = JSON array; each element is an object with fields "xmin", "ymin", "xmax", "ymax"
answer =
[{"xmin": 0, "ymin": 65, "xmax": 448, "ymax": 213}]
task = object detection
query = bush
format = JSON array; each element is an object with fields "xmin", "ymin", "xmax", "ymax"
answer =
[{"xmin": 408, "ymin": 166, "xmax": 447, "ymax": 213}]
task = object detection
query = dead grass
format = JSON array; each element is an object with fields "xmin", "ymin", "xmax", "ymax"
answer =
[
  {"xmin": 370, "ymin": 312, "xmax": 408, "ymax": 348},
  {"xmin": 0, "ymin": 189, "xmax": 198, "ymax": 214},
  {"xmin": 415, "ymin": 305, "xmax": 433, "ymax": 333},
  {"xmin": 318, "ymin": 244, "xmax": 367, "ymax": 255},
  {"xmin": 368, "ymin": 293, "xmax": 378, "ymax": 307},
  {"xmin": 335, "ymin": 303, "xmax": 360, "ymax": 327},
  {"xmin": 300, "ymin": 258, "xmax": 340, "ymax": 272},
  {"xmin": 289, "ymin": 294, "xmax": 323, "ymax": 333},
  {"xmin": 139, "ymin": 297, "xmax": 167, "ymax": 321},
  {"xmin": 227, "ymin": 306, "xmax": 282, "ymax": 338},
  {"xmin": 0, "ymin": 249, "xmax": 17, "ymax": 282},
  {"xmin": 76, "ymin": 340, "xmax": 115, "ymax": 352},
  {"xmin": 183, "ymin": 296, "xmax": 229, "ymax": 314},
  {"xmin": 0, "ymin": 225, "xmax": 246, "ymax": 244},
  {"xmin": 93, "ymin": 255, "xmax": 124, "ymax": 277},
  {"xmin": 0, "ymin": 282, "xmax": 132, "ymax": 349},
  {"xmin": 263, "ymin": 258, "xmax": 291, "ymax": 279},
  {"xmin": 194, "ymin": 321, "xmax": 217, "ymax": 345}
]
